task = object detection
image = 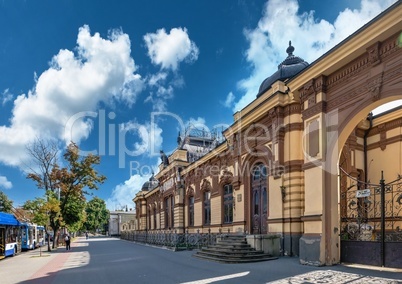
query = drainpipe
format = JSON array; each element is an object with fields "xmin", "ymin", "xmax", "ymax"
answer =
[
  {"xmin": 364, "ymin": 113, "xmax": 373, "ymax": 183},
  {"xmin": 281, "ymin": 174, "xmax": 285, "ymax": 256}
]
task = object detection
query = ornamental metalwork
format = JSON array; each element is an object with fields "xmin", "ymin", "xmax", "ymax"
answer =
[
  {"xmin": 120, "ymin": 229, "xmax": 221, "ymax": 250},
  {"xmin": 340, "ymin": 168, "xmax": 402, "ymax": 268}
]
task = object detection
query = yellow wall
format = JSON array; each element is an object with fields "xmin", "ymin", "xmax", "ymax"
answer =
[
  {"xmin": 303, "ymin": 167, "xmax": 323, "ymax": 216},
  {"xmin": 368, "ymin": 141, "xmax": 402, "ymax": 182},
  {"xmin": 211, "ymin": 195, "xmax": 222, "ymax": 225}
]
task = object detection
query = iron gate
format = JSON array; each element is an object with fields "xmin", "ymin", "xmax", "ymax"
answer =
[{"xmin": 340, "ymin": 170, "xmax": 402, "ymax": 268}]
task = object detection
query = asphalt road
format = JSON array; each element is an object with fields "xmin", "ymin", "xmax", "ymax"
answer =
[{"xmin": 2, "ymin": 237, "xmax": 401, "ymax": 283}]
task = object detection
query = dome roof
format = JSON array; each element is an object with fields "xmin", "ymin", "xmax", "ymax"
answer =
[
  {"xmin": 141, "ymin": 181, "xmax": 151, "ymax": 191},
  {"xmin": 257, "ymin": 41, "xmax": 308, "ymax": 97},
  {"xmin": 141, "ymin": 174, "xmax": 158, "ymax": 191}
]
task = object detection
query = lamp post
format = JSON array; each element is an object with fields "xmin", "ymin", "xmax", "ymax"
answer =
[{"xmin": 55, "ymin": 188, "xmax": 62, "ymax": 246}]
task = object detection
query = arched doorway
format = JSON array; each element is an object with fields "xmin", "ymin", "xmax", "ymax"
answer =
[
  {"xmin": 251, "ymin": 163, "xmax": 268, "ymax": 234},
  {"xmin": 335, "ymin": 102, "xmax": 402, "ymax": 268}
]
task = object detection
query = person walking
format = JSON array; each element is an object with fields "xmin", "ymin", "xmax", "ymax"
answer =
[
  {"xmin": 65, "ymin": 234, "xmax": 71, "ymax": 250},
  {"xmin": 85, "ymin": 232, "xmax": 88, "ymax": 240}
]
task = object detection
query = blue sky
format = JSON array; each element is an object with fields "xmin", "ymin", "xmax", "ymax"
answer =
[{"xmin": 0, "ymin": 0, "xmax": 398, "ymax": 210}]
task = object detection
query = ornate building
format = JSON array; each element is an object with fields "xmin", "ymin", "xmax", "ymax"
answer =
[{"xmin": 132, "ymin": 2, "xmax": 402, "ymax": 268}]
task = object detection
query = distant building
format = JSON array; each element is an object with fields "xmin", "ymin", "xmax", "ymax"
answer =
[{"xmin": 108, "ymin": 211, "xmax": 136, "ymax": 236}]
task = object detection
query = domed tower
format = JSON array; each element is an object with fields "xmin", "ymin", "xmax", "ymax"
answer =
[
  {"xmin": 257, "ymin": 41, "xmax": 309, "ymax": 97},
  {"xmin": 141, "ymin": 173, "xmax": 159, "ymax": 191}
]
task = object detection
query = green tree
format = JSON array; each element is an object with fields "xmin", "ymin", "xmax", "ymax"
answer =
[
  {"xmin": 63, "ymin": 194, "xmax": 86, "ymax": 231},
  {"xmin": 23, "ymin": 197, "xmax": 56, "ymax": 252},
  {"xmin": 26, "ymin": 140, "xmax": 106, "ymax": 248},
  {"xmin": 0, "ymin": 190, "xmax": 13, "ymax": 213},
  {"xmin": 84, "ymin": 197, "xmax": 109, "ymax": 234},
  {"xmin": 54, "ymin": 143, "xmax": 106, "ymax": 230},
  {"xmin": 22, "ymin": 197, "xmax": 48, "ymax": 225}
]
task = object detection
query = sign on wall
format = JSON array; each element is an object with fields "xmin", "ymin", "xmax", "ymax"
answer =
[{"xmin": 356, "ymin": 189, "xmax": 371, "ymax": 198}]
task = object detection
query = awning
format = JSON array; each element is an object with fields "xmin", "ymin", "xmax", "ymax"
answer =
[{"xmin": 0, "ymin": 212, "xmax": 20, "ymax": 226}]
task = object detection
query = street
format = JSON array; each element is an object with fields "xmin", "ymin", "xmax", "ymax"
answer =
[{"xmin": 0, "ymin": 237, "xmax": 401, "ymax": 283}]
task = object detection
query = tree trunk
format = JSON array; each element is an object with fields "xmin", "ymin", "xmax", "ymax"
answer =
[
  {"xmin": 52, "ymin": 227, "xmax": 59, "ymax": 249},
  {"xmin": 45, "ymin": 228, "xmax": 51, "ymax": 252}
]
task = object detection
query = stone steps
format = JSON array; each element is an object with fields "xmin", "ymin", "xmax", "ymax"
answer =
[{"xmin": 193, "ymin": 234, "xmax": 278, "ymax": 263}]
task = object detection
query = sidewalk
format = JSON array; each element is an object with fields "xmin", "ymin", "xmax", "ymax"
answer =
[{"xmin": 0, "ymin": 237, "xmax": 86, "ymax": 284}]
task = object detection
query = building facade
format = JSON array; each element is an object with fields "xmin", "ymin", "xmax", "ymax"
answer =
[
  {"xmin": 133, "ymin": 2, "xmax": 402, "ymax": 268},
  {"xmin": 108, "ymin": 211, "xmax": 137, "ymax": 236}
]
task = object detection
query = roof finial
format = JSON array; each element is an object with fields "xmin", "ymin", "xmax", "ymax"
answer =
[{"xmin": 286, "ymin": 40, "xmax": 295, "ymax": 56}]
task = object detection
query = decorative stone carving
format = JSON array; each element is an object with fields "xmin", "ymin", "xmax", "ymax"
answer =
[
  {"xmin": 219, "ymin": 169, "xmax": 234, "ymax": 186},
  {"xmin": 308, "ymin": 94, "xmax": 316, "ymax": 107},
  {"xmin": 200, "ymin": 179, "xmax": 211, "ymax": 192},
  {"xmin": 186, "ymin": 186, "xmax": 195, "ymax": 197},
  {"xmin": 284, "ymin": 103, "xmax": 302, "ymax": 116},
  {"xmin": 378, "ymin": 124, "xmax": 387, "ymax": 151},
  {"xmin": 367, "ymin": 41, "xmax": 381, "ymax": 66},
  {"xmin": 300, "ymin": 79, "xmax": 315, "ymax": 103},
  {"xmin": 315, "ymin": 75, "xmax": 327, "ymax": 94},
  {"xmin": 300, "ymin": 76, "xmax": 327, "ymax": 105},
  {"xmin": 368, "ymin": 72, "xmax": 383, "ymax": 102}
]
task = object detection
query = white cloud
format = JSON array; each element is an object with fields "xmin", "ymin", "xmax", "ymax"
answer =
[
  {"xmin": 120, "ymin": 120, "xmax": 163, "ymax": 158},
  {"xmin": 144, "ymin": 27, "xmax": 199, "ymax": 71},
  {"xmin": 106, "ymin": 174, "xmax": 149, "ymax": 211},
  {"xmin": 222, "ymin": 92, "xmax": 235, "ymax": 108},
  {"xmin": 148, "ymin": 72, "xmax": 168, "ymax": 87},
  {"xmin": 0, "ymin": 175, "xmax": 12, "ymax": 189},
  {"xmin": 106, "ymin": 160, "xmax": 160, "ymax": 211},
  {"xmin": 145, "ymin": 72, "xmax": 174, "ymax": 110},
  {"xmin": 108, "ymin": 115, "xmax": 165, "ymax": 211},
  {"xmin": 0, "ymin": 25, "xmax": 143, "ymax": 167},
  {"xmin": 143, "ymin": 27, "xmax": 196, "ymax": 111},
  {"xmin": 186, "ymin": 117, "xmax": 207, "ymax": 129},
  {"xmin": 145, "ymin": 72, "xmax": 186, "ymax": 112},
  {"xmin": 1, "ymin": 89, "xmax": 13, "ymax": 105},
  {"xmin": 234, "ymin": 0, "xmax": 397, "ymax": 111}
]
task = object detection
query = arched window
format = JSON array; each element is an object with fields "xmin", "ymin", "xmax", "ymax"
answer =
[
  {"xmin": 153, "ymin": 206, "xmax": 157, "ymax": 229},
  {"xmin": 164, "ymin": 197, "xmax": 169, "ymax": 229},
  {"xmin": 148, "ymin": 208, "xmax": 151, "ymax": 230},
  {"xmin": 223, "ymin": 184, "xmax": 233, "ymax": 223},
  {"xmin": 189, "ymin": 196, "xmax": 194, "ymax": 226},
  {"xmin": 204, "ymin": 191, "xmax": 211, "ymax": 225}
]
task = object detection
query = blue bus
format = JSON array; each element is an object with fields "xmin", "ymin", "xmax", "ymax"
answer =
[
  {"xmin": 21, "ymin": 223, "xmax": 46, "ymax": 250},
  {"xmin": 0, "ymin": 212, "xmax": 21, "ymax": 258},
  {"xmin": 36, "ymin": 225, "xmax": 45, "ymax": 247},
  {"xmin": 21, "ymin": 223, "xmax": 37, "ymax": 250}
]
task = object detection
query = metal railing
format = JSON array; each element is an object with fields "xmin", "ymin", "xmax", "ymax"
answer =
[{"xmin": 120, "ymin": 229, "xmax": 224, "ymax": 250}]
